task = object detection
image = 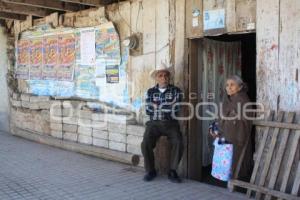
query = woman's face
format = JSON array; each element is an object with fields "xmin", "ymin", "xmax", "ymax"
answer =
[{"xmin": 226, "ymin": 79, "xmax": 242, "ymax": 96}]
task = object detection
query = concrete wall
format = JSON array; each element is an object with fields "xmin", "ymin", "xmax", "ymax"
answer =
[{"xmin": 0, "ymin": 26, "xmax": 9, "ymax": 133}]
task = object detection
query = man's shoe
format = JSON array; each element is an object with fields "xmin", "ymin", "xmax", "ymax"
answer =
[
  {"xmin": 143, "ymin": 170, "xmax": 157, "ymax": 182},
  {"xmin": 168, "ymin": 170, "xmax": 182, "ymax": 183}
]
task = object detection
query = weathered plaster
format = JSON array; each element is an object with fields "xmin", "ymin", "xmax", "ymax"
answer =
[{"xmin": 0, "ymin": 26, "xmax": 9, "ymax": 132}]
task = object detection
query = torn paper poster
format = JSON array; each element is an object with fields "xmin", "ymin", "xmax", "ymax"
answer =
[
  {"xmin": 29, "ymin": 38, "xmax": 43, "ymax": 79},
  {"xmin": 43, "ymin": 36, "xmax": 58, "ymax": 80},
  {"xmin": 16, "ymin": 40, "xmax": 30, "ymax": 79},
  {"xmin": 57, "ymin": 34, "xmax": 76, "ymax": 81}
]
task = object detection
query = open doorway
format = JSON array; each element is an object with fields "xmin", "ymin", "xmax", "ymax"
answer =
[
  {"xmin": 188, "ymin": 33, "xmax": 256, "ymax": 187},
  {"xmin": 206, "ymin": 33, "xmax": 256, "ymax": 102}
]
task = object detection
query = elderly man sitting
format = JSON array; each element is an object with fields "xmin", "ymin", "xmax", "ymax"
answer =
[{"xmin": 141, "ymin": 64, "xmax": 183, "ymax": 183}]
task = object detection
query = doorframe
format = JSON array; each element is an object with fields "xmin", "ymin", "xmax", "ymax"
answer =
[
  {"xmin": 187, "ymin": 34, "xmax": 257, "ymax": 181},
  {"xmin": 187, "ymin": 39, "xmax": 203, "ymax": 181}
]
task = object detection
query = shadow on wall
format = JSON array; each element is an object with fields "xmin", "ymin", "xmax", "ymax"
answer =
[{"xmin": 0, "ymin": 26, "xmax": 9, "ymax": 133}]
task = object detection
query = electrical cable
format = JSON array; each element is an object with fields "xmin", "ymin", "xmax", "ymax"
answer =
[{"xmin": 117, "ymin": 0, "xmax": 133, "ymax": 33}]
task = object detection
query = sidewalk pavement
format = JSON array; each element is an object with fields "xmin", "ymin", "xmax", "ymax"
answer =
[{"xmin": 0, "ymin": 131, "xmax": 248, "ymax": 200}]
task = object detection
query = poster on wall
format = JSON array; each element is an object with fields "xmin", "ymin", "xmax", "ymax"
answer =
[
  {"xmin": 28, "ymin": 80, "xmax": 50, "ymax": 96},
  {"xmin": 203, "ymin": 9, "xmax": 225, "ymax": 30},
  {"xmin": 95, "ymin": 22, "xmax": 121, "ymax": 65},
  {"xmin": 75, "ymin": 66, "xmax": 99, "ymax": 99},
  {"xmin": 29, "ymin": 39, "xmax": 43, "ymax": 79},
  {"xmin": 75, "ymin": 31, "xmax": 81, "ymax": 61},
  {"xmin": 57, "ymin": 34, "xmax": 76, "ymax": 81},
  {"xmin": 43, "ymin": 36, "xmax": 58, "ymax": 80},
  {"xmin": 16, "ymin": 40, "xmax": 30, "ymax": 79},
  {"xmin": 28, "ymin": 80, "xmax": 74, "ymax": 97},
  {"xmin": 95, "ymin": 59, "xmax": 106, "ymax": 78},
  {"xmin": 15, "ymin": 22, "xmax": 123, "ymax": 101},
  {"xmin": 80, "ymin": 28, "xmax": 95, "ymax": 66},
  {"xmin": 106, "ymin": 65, "xmax": 119, "ymax": 83},
  {"xmin": 53, "ymin": 81, "xmax": 75, "ymax": 97}
]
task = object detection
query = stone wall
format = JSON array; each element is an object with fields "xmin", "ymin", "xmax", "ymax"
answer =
[{"xmin": 9, "ymin": 92, "xmax": 144, "ymax": 156}]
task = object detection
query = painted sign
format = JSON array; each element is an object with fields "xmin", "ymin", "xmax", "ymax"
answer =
[{"xmin": 204, "ymin": 9, "xmax": 225, "ymax": 30}]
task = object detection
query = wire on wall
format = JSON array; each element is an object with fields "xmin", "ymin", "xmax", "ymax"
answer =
[
  {"xmin": 117, "ymin": 0, "xmax": 133, "ymax": 33},
  {"xmin": 117, "ymin": 0, "xmax": 143, "ymax": 34},
  {"xmin": 135, "ymin": 1, "xmax": 143, "ymax": 33}
]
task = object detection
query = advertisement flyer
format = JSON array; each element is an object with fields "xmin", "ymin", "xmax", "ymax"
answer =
[
  {"xmin": 57, "ymin": 34, "xmax": 76, "ymax": 81},
  {"xmin": 16, "ymin": 40, "xmax": 30, "ymax": 79},
  {"xmin": 43, "ymin": 36, "xmax": 58, "ymax": 79},
  {"xmin": 106, "ymin": 65, "xmax": 119, "ymax": 83},
  {"xmin": 29, "ymin": 39, "xmax": 43, "ymax": 79}
]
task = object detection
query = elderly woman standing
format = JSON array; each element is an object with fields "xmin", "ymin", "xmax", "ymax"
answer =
[{"xmin": 211, "ymin": 75, "xmax": 253, "ymax": 180}]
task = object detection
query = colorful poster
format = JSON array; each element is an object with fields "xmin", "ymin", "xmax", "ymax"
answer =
[
  {"xmin": 28, "ymin": 80, "xmax": 74, "ymax": 97},
  {"xmin": 95, "ymin": 22, "xmax": 121, "ymax": 65},
  {"xmin": 27, "ymin": 80, "xmax": 50, "ymax": 96},
  {"xmin": 80, "ymin": 28, "xmax": 95, "ymax": 66},
  {"xmin": 43, "ymin": 36, "xmax": 58, "ymax": 79},
  {"xmin": 53, "ymin": 81, "xmax": 74, "ymax": 97},
  {"xmin": 75, "ymin": 66, "xmax": 99, "ymax": 99},
  {"xmin": 16, "ymin": 40, "xmax": 30, "ymax": 79},
  {"xmin": 29, "ymin": 39, "xmax": 43, "ymax": 79},
  {"xmin": 95, "ymin": 59, "xmax": 106, "ymax": 78},
  {"xmin": 57, "ymin": 34, "xmax": 76, "ymax": 81},
  {"xmin": 75, "ymin": 31, "xmax": 81, "ymax": 61},
  {"xmin": 106, "ymin": 65, "xmax": 119, "ymax": 83}
]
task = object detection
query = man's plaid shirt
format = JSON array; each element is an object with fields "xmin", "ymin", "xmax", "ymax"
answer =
[{"xmin": 145, "ymin": 84, "xmax": 183, "ymax": 121}]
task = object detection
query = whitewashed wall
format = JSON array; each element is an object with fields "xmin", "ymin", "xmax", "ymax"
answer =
[
  {"xmin": 0, "ymin": 26, "xmax": 9, "ymax": 132},
  {"xmin": 257, "ymin": 0, "xmax": 300, "ymax": 191},
  {"xmin": 257, "ymin": 0, "xmax": 300, "ymax": 111},
  {"xmin": 106, "ymin": 0, "xmax": 186, "ymax": 123}
]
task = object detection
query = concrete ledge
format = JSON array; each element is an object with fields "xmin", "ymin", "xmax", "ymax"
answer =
[{"xmin": 11, "ymin": 126, "xmax": 144, "ymax": 168}]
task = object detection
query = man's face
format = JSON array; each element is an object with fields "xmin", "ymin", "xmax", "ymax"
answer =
[{"xmin": 155, "ymin": 71, "xmax": 170, "ymax": 88}]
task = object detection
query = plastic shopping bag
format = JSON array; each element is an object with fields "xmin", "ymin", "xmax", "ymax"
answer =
[{"xmin": 211, "ymin": 138, "xmax": 233, "ymax": 181}]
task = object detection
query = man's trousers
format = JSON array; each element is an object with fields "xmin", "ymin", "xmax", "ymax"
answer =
[{"xmin": 141, "ymin": 120, "xmax": 183, "ymax": 172}]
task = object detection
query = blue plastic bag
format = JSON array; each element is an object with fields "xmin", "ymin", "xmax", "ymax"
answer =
[{"xmin": 211, "ymin": 138, "xmax": 233, "ymax": 181}]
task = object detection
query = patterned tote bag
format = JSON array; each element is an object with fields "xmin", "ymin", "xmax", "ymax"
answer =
[{"xmin": 211, "ymin": 138, "xmax": 233, "ymax": 181}]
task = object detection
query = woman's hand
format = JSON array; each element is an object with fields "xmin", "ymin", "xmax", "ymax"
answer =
[{"xmin": 209, "ymin": 129, "xmax": 218, "ymax": 139}]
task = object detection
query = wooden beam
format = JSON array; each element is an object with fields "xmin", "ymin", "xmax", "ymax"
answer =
[
  {"xmin": 253, "ymin": 120, "xmax": 300, "ymax": 130},
  {"xmin": 0, "ymin": 12, "xmax": 26, "ymax": 20},
  {"xmin": 228, "ymin": 180, "xmax": 300, "ymax": 200},
  {"xmin": 2, "ymin": 0, "xmax": 80, "ymax": 12},
  {"xmin": 11, "ymin": 126, "xmax": 144, "ymax": 167},
  {"xmin": 60, "ymin": 0, "xmax": 114, "ymax": 6},
  {"xmin": 0, "ymin": 1, "xmax": 53, "ymax": 17}
]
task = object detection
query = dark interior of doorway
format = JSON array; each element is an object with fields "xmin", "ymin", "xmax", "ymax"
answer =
[{"xmin": 201, "ymin": 33, "xmax": 256, "ymax": 188}]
